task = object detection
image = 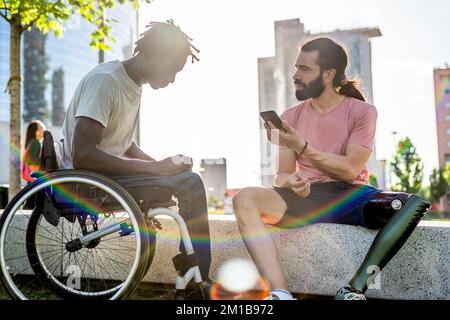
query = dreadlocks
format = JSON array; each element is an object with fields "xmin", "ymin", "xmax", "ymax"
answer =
[{"xmin": 133, "ymin": 19, "xmax": 200, "ymax": 63}]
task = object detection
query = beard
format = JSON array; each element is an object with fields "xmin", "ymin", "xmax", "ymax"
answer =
[{"xmin": 295, "ymin": 72, "xmax": 325, "ymax": 101}]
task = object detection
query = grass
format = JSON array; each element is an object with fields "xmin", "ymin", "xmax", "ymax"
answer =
[
  {"xmin": 422, "ymin": 211, "xmax": 450, "ymax": 221},
  {"xmin": 0, "ymin": 275, "xmax": 170, "ymax": 300}
]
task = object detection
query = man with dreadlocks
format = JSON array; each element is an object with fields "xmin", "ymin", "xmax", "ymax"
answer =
[{"xmin": 58, "ymin": 20, "xmax": 212, "ymax": 294}]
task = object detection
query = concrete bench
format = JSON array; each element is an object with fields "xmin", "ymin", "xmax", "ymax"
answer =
[
  {"xmin": 1, "ymin": 210, "xmax": 449, "ymax": 299},
  {"xmin": 146, "ymin": 216, "xmax": 450, "ymax": 300}
]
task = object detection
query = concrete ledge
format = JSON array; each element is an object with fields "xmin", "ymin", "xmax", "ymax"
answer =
[
  {"xmin": 145, "ymin": 216, "xmax": 450, "ymax": 300},
  {"xmin": 1, "ymin": 210, "xmax": 450, "ymax": 299}
]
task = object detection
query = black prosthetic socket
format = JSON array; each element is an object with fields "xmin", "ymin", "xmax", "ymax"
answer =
[{"xmin": 348, "ymin": 194, "xmax": 430, "ymax": 293}]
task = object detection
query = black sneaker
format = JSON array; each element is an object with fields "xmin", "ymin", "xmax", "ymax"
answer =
[{"xmin": 167, "ymin": 279, "xmax": 214, "ymax": 300}]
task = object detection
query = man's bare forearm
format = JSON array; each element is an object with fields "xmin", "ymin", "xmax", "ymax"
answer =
[
  {"xmin": 274, "ymin": 173, "xmax": 291, "ymax": 188},
  {"xmin": 73, "ymin": 146, "xmax": 161, "ymax": 176},
  {"xmin": 300, "ymin": 145, "xmax": 355, "ymax": 182}
]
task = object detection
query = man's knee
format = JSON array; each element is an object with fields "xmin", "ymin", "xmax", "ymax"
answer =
[
  {"xmin": 233, "ymin": 187, "xmax": 260, "ymax": 216},
  {"xmin": 177, "ymin": 171, "xmax": 205, "ymax": 189}
]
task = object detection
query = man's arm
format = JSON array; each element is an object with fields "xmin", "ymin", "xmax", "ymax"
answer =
[
  {"xmin": 124, "ymin": 141, "xmax": 155, "ymax": 161},
  {"xmin": 267, "ymin": 118, "xmax": 374, "ymax": 183},
  {"xmin": 273, "ymin": 145, "xmax": 311, "ymax": 198},
  {"xmin": 72, "ymin": 117, "xmax": 190, "ymax": 176},
  {"xmin": 274, "ymin": 148, "xmax": 297, "ymax": 187},
  {"xmin": 299, "ymin": 142, "xmax": 371, "ymax": 182}
]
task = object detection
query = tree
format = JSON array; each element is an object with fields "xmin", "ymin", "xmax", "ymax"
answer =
[
  {"xmin": 428, "ymin": 168, "xmax": 448, "ymax": 204},
  {"xmin": 369, "ymin": 173, "xmax": 379, "ymax": 188},
  {"xmin": 444, "ymin": 163, "xmax": 450, "ymax": 186},
  {"xmin": 390, "ymin": 137, "xmax": 424, "ymax": 194},
  {"xmin": 0, "ymin": 0, "xmax": 150, "ymax": 200},
  {"xmin": 208, "ymin": 195, "xmax": 220, "ymax": 209}
]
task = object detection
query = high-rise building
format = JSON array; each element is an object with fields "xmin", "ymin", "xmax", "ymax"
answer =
[
  {"xmin": 51, "ymin": 68, "xmax": 65, "ymax": 127},
  {"xmin": 434, "ymin": 67, "xmax": 450, "ymax": 211},
  {"xmin": 23, "ymin": 28, "xmax": 48, "ymax": 123},
  {"xmin": 0, "ymin": 4, "xmax": 138, "ymax": 185},
  {"xmin": 199, "ymin": 158, "xmax": 227, "ymax": 200},
  {"xmin": 258, "ymin": 18, "xmax": 383, "ymax": 187}
]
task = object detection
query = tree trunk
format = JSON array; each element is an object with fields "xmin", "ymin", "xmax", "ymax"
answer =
[
  {"xmin": 98, "ymin": 7, "xmax": 104, "ymax": 64},
  {"xmin": 8, "ymin": 18, "xmax": 22, "ymax": 201}
]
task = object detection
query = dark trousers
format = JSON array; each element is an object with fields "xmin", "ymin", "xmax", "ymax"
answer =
[{"xmin": 112, "ymin": 171, "xmax": 211, "ymax": 279}]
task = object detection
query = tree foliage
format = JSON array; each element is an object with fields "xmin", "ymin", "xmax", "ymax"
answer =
[
  {"xmin": 429, "ymin": 168, "xmax": 448, "ymax": 203},
  {"xmin": 390, "ymin": 137, "xmax": 424, "ymax": 193},
  {"xmin": 0, "ymin": 0, "xmax": 150, "ymax": 199}
]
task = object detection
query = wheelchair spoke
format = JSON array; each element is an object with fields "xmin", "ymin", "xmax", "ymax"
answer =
[
  {"xmin": 34, "ymin": 218, "xmax": 72, "ymax": 244},
  {"xmin": 97, "ymin": 248, "xmax": 132, "ymax": 275},
  {"xmin": 98, "ymin": 244, "xmax": 135, "ymax": 263},
  {"xmin": 8, "ymin": 225, "xmax": 29, "ymax": 233},
  {"xmin": 5, "ymin": 248, "xmax": 62, "ymax": 262},
  {"xmin": 94, "ymin": 248, "xmax": 116, "ymax": 281},
  {"xmin": 6, "ymin": 242, "xmax": 62, "ymax": 248},
  {"xmin": 97, "ymin": 246, "xmax": 135, "ymax": 252},
  {"xmin": 94, "ymin": 247, "xmax": 125, "ymax": 281},
  {"xmin": 34, "ymin": 232, "xmax": 65, "ymax": 244},
  {"xmin": 78, "ymin": 250, "xmax": 97, "ymax": 280},
  {"xmin": 97, "ymin": 247, "xmax": 133, "ymax": 268},
  {"xmin": 16, "ymin": 250, "xmax": 65, "ymax": 293},
  {"xmin": 99, "ymin": 258, "xmax": 130, "ymax": 278},
  {"xmin": 88, "ymin": 250, "xmax": 108, "ymax": 291},
  {"xmin": 79, "ymin": 249, "xmax": 90, "ymax": 282}
]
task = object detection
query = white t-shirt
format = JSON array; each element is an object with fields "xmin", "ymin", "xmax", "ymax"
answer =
[{"xmin": 59, "ymin": 60, "xmax": 142, "ymax": 169}]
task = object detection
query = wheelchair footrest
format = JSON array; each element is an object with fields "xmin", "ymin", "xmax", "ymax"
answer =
[{"xmin": 173, "ymin": 253, "xmax": 199, "ymax": 274}]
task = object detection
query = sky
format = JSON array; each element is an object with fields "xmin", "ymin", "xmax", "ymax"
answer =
[{"xmin": 137, "ymin": 0, "xmax": 450, "ymax": 189}]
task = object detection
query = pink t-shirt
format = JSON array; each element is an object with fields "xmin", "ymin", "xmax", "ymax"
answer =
[{"xmin": 280, "ymin": 96, "xmax": 378, "ymax": 185}]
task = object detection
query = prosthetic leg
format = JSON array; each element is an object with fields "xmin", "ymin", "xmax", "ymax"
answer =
[{"xmin": 336, "ymin": 192, "xmax": 431, "ymax": 300}]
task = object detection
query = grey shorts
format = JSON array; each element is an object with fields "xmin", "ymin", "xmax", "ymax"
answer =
[{"xmin": 271, "ymin": 181, "xmax": 382, "ymax": 229}]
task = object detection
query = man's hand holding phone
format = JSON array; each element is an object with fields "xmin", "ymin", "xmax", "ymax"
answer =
[{"xmin": 261, "ymin": 111, "xmax": 307, "ymax": 156}]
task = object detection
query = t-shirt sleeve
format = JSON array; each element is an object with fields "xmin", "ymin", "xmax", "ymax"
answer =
[
  {"xmin": 348, "ymin": 105, "xmax": 378, "ymax": 150},
  {"xmin": 75, "ymin": 74, "xmax": 116, "ymax": 127}
]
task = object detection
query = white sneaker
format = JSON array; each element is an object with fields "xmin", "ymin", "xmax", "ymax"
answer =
[
  {"xmin": 263, "ymin": 293, "xmax": 280, "ymax": 300},
  {"xmin": 263, "ymin": 290, "xmax": 296, "ymax": 300},
  {"xmin": 335, "ymin": 287, "xmax": 366, "ymax": 300}
]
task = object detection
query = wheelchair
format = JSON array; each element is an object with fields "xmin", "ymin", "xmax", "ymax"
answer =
[{"xmin": 0, "ymin": 131, "xmax": 204, "ymax": 300}]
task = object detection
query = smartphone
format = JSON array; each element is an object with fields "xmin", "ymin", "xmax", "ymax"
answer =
[{"xmin": 260, "ymin": 110, "xmax": 286, "ymax": 132}]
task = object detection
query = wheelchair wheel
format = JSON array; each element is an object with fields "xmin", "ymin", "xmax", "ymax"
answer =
[{"xmin": 0, "ymin": 170, "xmax": 155, "ymax": 300}]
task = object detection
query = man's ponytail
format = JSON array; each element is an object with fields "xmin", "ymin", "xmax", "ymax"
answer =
[{"xmin": 338, "ymin": 80, "xmax": 365, "ymax": 101}]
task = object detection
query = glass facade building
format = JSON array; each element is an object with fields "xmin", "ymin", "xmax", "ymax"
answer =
[{"xmin": 0, "ymin": 4, "xmax": 138, "ymax": 184}]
